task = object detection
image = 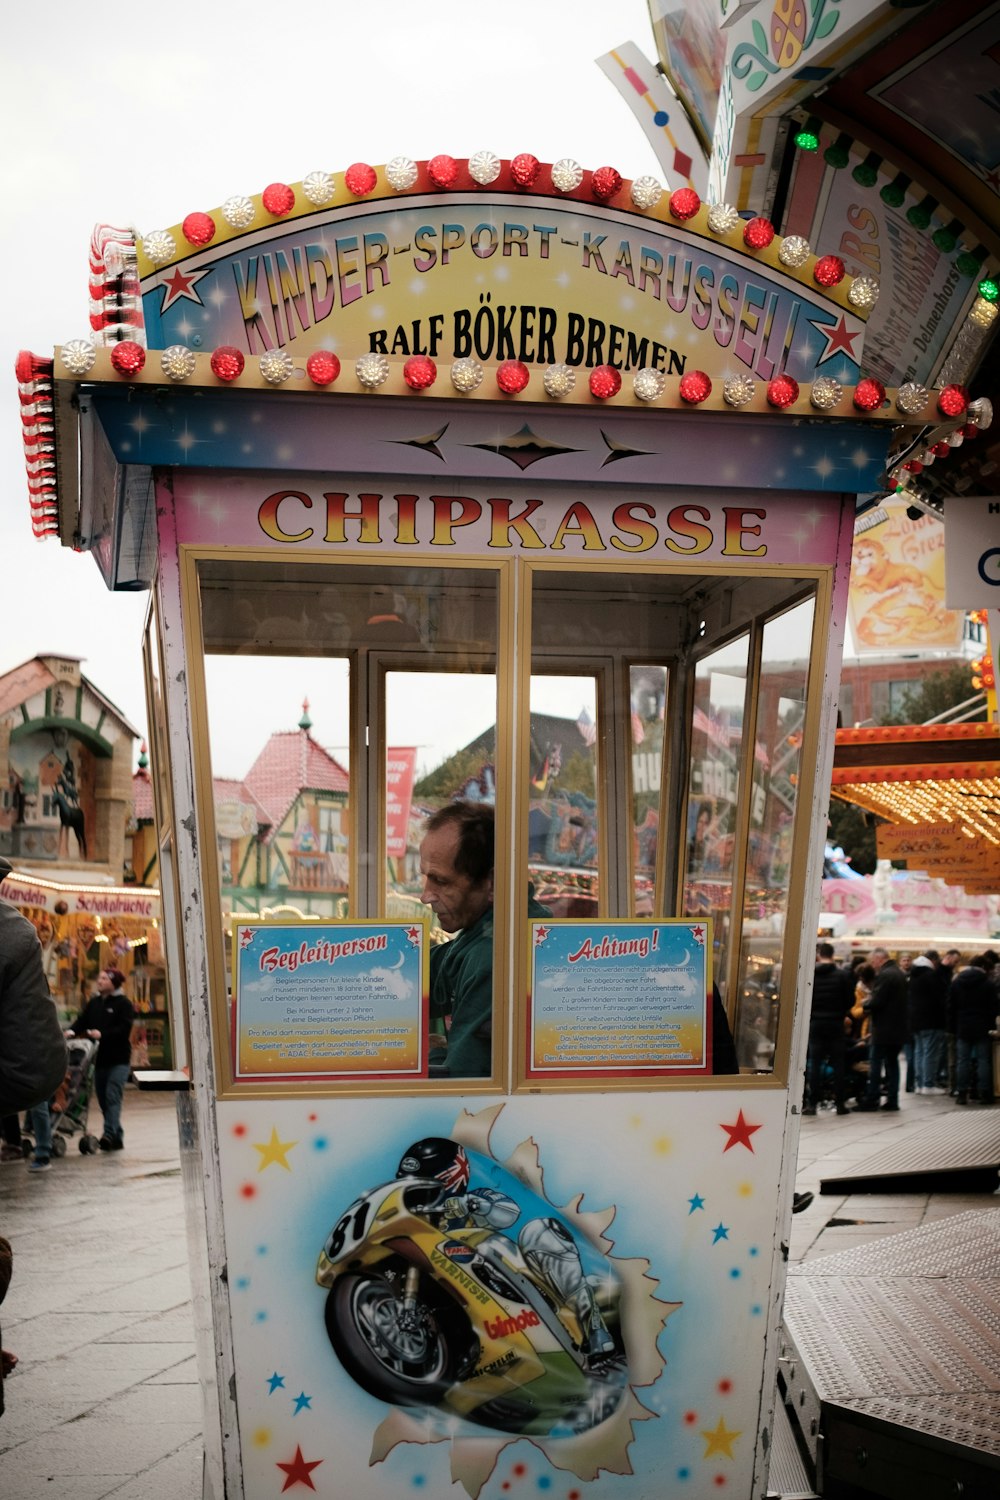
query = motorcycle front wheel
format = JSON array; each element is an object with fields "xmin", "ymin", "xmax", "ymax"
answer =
[{"xmin": 326, "ymin": 1272, "xmax": 460, "ymax": 1407}]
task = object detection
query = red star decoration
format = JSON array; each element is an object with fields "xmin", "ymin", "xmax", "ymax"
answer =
[
  {"xmin": 159, "ymin": 264, "xmax": 212, "ymax": 312},
  {"xmin": 692, "ymin": 924, "xmax": 706, "ymax": 944},
  {"xmin": 406, "ymin": 925, "xmax": 421, "ymax": 941},
  {"xmin": 720, "ymin": 1109, "xmax": 762, "ymax": 1153},
  {"xmin": 240, "ymin": 927, "xmax": 254, "ymax": 949},
  {"xmin": 534, "ymin": 924, "xmax": 550, "ymax": 944},
  {"xmin": 809, "ymin": 313, "xmax": 860, "ymax": 364},
  {"xmin": 276, "ymin": 1446, "xmax": 323, "ymax": 1492}
]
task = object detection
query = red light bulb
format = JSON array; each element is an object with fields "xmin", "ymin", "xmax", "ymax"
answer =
[
  {"xmin": 510, "ymin": 154, "xmax": 541, "ymax": 188},
  {"xmin": 591, "ymin": 167, "xmax": 622, "ymax": 202},
  {"xmin": 854, "ymin": 378, "xmax": 886, "ymax": 411},
  {"xmin": 262, "ymin": 182, "xmax": 295, "ymax": 217},
  {"xmin": 937, "ymin": 384, "xmax": 969, "ymax": 418},
  {"xmin": 813, "ymin": 254, "xmax": 845, "ymax": 287},
  {"xmin": 669, "ymin": 187, "xmax": 700, "ymax": 221},
  {"xmin": 743, "ymin": 217, "xmax": 775, "ymax": 250},
  {"xmin": 679, "ymin": 370, "xmax": 712, "ymax": 404},
  {"xmin": 182, "ymin": 212, "xmax": 215, "ymax": 247},
  {"xmin": 589, "ymin": 365, "xmax": 622, "ymax": 399},
  {"xmin": 210, "ymin": 346, "xmax": 245, "ymax": 382},
  {"xmin": 428, "ymin": 155, "xmax": 458, "ymax": 189},
  {"xmin": 497, "ymin": 360, "xmax": 529, "ymax": 394},
  {"xmin": 109, "ymin": 341, "xmax": 145, "ymax": 378},
  {"xmin": 403, "ymin": 354, "xmax": 437, "ymax": 390},
  {"xmin": 767, "ymin": 375, "xmax": 799, "ymax": 408},
  {"xmin": 306, "ymin": 351, "xmax": 341, "ymax": 386},
  {"xmin": 345, "ymin": 163, "xmax": 377, "ymax": 197}
]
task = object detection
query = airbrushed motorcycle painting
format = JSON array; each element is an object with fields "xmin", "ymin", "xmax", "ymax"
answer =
[{"xmin": 317, "ymin": 1137, "xmax": 629, "ymax": 1436}]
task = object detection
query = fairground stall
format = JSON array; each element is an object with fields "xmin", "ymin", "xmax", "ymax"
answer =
[{"xmin": 16, "ymin": 155, "xmax": 981, "ymax": 1499}]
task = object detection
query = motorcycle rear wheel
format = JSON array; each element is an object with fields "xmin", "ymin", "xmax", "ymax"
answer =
[{"xmin": 326, "ymin": 1272, "xmax": 460, "ymax": 1406}]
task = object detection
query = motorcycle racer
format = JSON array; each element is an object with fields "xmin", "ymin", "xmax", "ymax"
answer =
[{"xmin": 396, "ymin": 1137, "xmax": 616, "ymax": 1362}]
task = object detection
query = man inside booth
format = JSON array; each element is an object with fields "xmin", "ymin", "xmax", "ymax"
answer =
[{"xmin": 419, "ymin": 801, "xmax": 737, "ymax": 1078}]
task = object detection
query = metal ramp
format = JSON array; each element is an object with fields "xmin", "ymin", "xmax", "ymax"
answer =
[
  {"xmin": 780, "ymin": 1210, "xmax": 1000, "ymax": 1499},
  {"xmin": 819, "ymin": 1109, "xmax": 1000, "ymax": 1196}
]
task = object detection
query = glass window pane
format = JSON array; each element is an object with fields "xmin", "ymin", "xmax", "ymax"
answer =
[
  {"xmin": 681, "ymin": 637, "xmax": 750, "ymax": 998},
  {"xmin": 630, "ymin": 665, "xmax": 668, "ymax": 916},
  {"xmin": 733, "ymin": 597, "xmax": 815, "ymax": 1072},
  {"xmin": 527, "ymin": 674, "xmax": 600, "ymax": 917}
]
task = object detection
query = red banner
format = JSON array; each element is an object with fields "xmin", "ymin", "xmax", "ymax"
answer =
[{"xmin": 386, "ymin": 748, "xmax": 417, "ymax": 859}]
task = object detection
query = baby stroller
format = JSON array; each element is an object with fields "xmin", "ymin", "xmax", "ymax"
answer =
[{"xmin": 22, "ymin": 1037, "xmax": 102, "ymax": 1157}]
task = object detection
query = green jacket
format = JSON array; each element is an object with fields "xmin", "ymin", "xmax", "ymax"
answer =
[{"xmin": 430, "ymin": 892, "xmax": 550, "ymax": 1078}]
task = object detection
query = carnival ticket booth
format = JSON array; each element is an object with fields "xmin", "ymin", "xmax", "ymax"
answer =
[{"xmin": 18, "ymin": 157, "xmax": 968, "ymax": 1499}]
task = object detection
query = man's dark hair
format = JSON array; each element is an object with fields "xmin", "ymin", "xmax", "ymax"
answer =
[
  {"xmin": 817, "ymin": 942, "xmax": 835, "ymax": 960},
  {"xmin": 425, "ymin": 801, "xmax": 494, "ymax": 883}
]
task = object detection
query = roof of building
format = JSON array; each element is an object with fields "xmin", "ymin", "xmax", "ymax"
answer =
[{"xmin": 243, "ymin": 728, "xmax": 349, "ymax": 834}]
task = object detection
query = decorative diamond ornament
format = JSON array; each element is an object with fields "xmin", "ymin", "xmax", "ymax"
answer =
[
  {"xmin": 160, "ymin": 345, "xmax": 196, "ymax": 381},
  {"xmin": 497, "ymin": 359, "xmax": 530, "ymax": 394},
  {"xmin": 778, "ymin": 235, "xmax": 810, "ymax": 268},
  {"xmin": 385, "ymin": 157, "xmax": 418, "ymax": 191},
  {"xmin": 589, "ymin": 365, "xmax": 622, "ymax": 400},
  {"xmin": 551, "ymin": 158, "xmax": 583, "ymax": 193},
  {"xmin": 306, "ymin": 350, "xmax": 341, "ymax": 386},
  {"xmin": 356, "ymin": 352, "xmax": 390, "ymax": 388},
  {"xmin": 632, "ymin": 368, "xmax": 665, "ymax": 401},
  {"xmin": 110, "ymin": 341, "xmax": 146, "ymax": 377},
  {"xmin": 468, "ymin": 151, "xmax": 501, "ymax": 186},
  {"xmin": 222, "ymin": 195, "xmax": 255, "ymax": 229},
  {"xmin": 896, "ymin": 382, "xmax": 929, "ymax": 416},
  {"xmin": 707, "ymin": 203, "xmax": 739, "ymax": 235},
  {"xmin": 630, "ymin": 176, "xmax": 662, "ymax": 210},
  {"xmin": 669, "ymin": 187, "xmax": 700, "ymax": 221},
  {"xmin": 543, "ymin": 364, "xmax": 576, "ymax": 397},
  {"xmin": 211, "ymin": 346, "xmax": 245, "ymax": 382},
  {"xmin": 259, "ymin": 349, "xmax": 294, "ymax": 384},
  {"xmin": 451, "ymin": 357, "xmax": 484, "ymax": 392},
  {"xmin": 847, "ymin": 275, "xmax": 880, "ymax": 310},
  {"xmin": 302, "ymin": 171, "xmax": 335, "ymax": 205},
  {"xmin": 60, "ymin": 339, "xmax": 97, "ymax": 376},
  {"xmin": 142, "ymin": 230, "xmax": 176, "ymax": 265},
  {"xmin": 182, "ymin": 212, "xmax": 215, "ymax": 247},
  {"xmin": 724, "ymin": 374, "xmax": 756, "ymax": 407},
  {"xmin": 810, "ymin": 376, "xmax": 843, "ymax": 410}
]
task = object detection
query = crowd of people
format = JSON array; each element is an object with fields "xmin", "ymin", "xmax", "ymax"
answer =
[{"xmin": 803, "ymin": 941, "xmax": 1000, "ymax": 1113}]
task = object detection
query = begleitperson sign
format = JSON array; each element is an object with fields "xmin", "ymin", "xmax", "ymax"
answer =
[
  {"xmin": 527, "ymin": 919, "xmax": 711, "ymax": 1079},
  {"xmin": 233, "ymin": 919, "xmax": 428, "ymax": 1081}
]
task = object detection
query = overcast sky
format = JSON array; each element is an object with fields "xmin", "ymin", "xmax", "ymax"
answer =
[{"xmin": 2, "ymin": 1, "xmax": 663, "ymax": 775}]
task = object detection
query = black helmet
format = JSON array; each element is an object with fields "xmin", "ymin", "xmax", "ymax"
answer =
[{"xmin": 396, "ymin": 1137, "xmax": 470, "ymax": 1192}]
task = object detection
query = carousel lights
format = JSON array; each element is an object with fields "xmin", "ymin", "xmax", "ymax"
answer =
[
  {"xmin": 402, "ymin": 354, "xmax": 437, "ymax": 390},
  {"xmin": 344, "ymin": 162, "xmax": 377, "ymax": 197},
  {"xmin": 142, "ymin": 229, "xmax": 176, "ymax": 265},
  {"xmin": 355, "ymin": 352, "xmax": 390, "ymax": 388},
  {"xmin": 823, "ymin": 132, "xmax": 851, "ymax": 170},
  {"xmin": 847, "ymin": 276, "xmax": 879, "ymax": 310},
  {"xmin": 510, "ymin": 154, "xmax": 541, "ymax": 189},
  {"xmin": 630, "ymin": 175, "xmax": 662, "ymax": 210},
  {"xmin": 160, "ymin": 345, "xmax": 196, "ymax": 381},
  {"xmin": 591, "ymin": 166, "xmax": 622, "ymax": 202},
  {"xmin": 669, "ymin": 187, "xmax": 700, "ymax": 221},
  {"xmin": 302, "ymin": 171, "xmax": 336, "ymax": 205},
  {"xmin": 182, "ymin": 211, "xmax": 215, "ymax": 247},
  {"xmin": 542, "ymin": 363, "xmax": 576, "ymax": 398},
  {"xmin": 977, "ymin": 276, "xmax": 999, "ymax": 303},
  {"xmin": 969, "ymin": 396, "xmax": 993, "ymax": 428},
  {"xmin": 109, "ymin": 341, "xmax": 145, "ymax": 378},
  {"xmin": 221, "ymin": 195, "xmax": 255, "ymax": 229},
  {"xmin": 450, "ymin": 356, "xmax": 484, "ymax": 392},
  {"xmin": 678, "ymin": 370, "xmax": 711, "ymax": 404},
  {"xmin": 210, "ymin": 345, "xmax": 245, "ymax": 382},
  {"xmin": 262, "ymin": 182, "xmax": 295, "ymax": 217},
  {"xmin": 468, "ymin": 151, "xmax": 501, "ymax": 186},
  {"xmin": 937, "ymin": 384, "xmax": 969, "ymax": 418},
  {"xmin": 385, "ymin": 157, "xmax": 418, "ymax": 191},
  {"xmin": 852, "ymin": 151, "xmax": 882, "ymax": 188},
  {"xmin": 706, "ymin": 203, "xmax": 739, "ymax": 236},
  {"xmin": 896, "ymin": 382, "xmax": 929, "ymax": 416},
  {"xmin": 793, "ymin": 116, "xmax": 822, "ymax": 152},
  {"xmin": 428, "ymin": 155, "xmax": 458, "ymax": 190},
  {"xmin": 743, "ymin": 217, "xmax": 775, "ymax": 251},
  {"xmin": 551, "ymin": 158, "xmax": 584, "ymax": 193},
  {"xmin": 853, "ymin": 377, "xmax": 886, "ymax": 412},
  {"xmin": 589, "ymin": 364, "xmax": 621, "ymax": 399},
  {"xmin": 810, "ymin": 376, "xmax": 843, "ymax": 410},
  {"xmin": 724, "ymin": 374, "xmax": 757, "ymax": 407},
  {"xmin": 813, "ymin": 254, "xmax": 845, "ymax": 288},
  {"xmin": 60, "ymin": 339, "xmax": 97, "ymax": 376},
  {"xmin": 969, "ymin": 296, "xmax": 999, "ymax": 329},
  {"xmin": 497, "ymin": 359, "xmax": 530, "ymax": 394},
  {"xmin": 632, "ymin": 367, "xmax": 665, "ymax": 402},
  {"xmin": 258, "ymin": 349, "xmax": 294, "ymax": 385},
  {"xmin": 778, "ymin": 236, "xmax": 810, "ymax": 269},
  {"xmin": 767, "ymin": 375, "xmax": 799, "ymax": 408},
  {"xmin": 305, "ymin": 350, "xmax": 341, "ymax": 386}
]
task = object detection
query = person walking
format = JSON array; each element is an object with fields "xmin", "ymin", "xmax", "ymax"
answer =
[
  {"xmin": 854, "ymin": 948, "xmax": 907, "ymax": 1112},
  {"xmin": 68, "ymin": 967, "xmax": 135, "ymax": 1150},
  {"xmin": 947, "ymin": 956, "xmax": 997, "ymax": 1106},
  {"xmin": 908, "ymin": 954, "xmax": 948, "ymax": 1095},
  {"xmin": 803, "ymin": 943, "xmax": 854, "ymax": 1114}
]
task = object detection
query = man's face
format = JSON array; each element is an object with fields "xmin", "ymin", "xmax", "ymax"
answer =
[
  {"xmin": 870, "ymin": 951, "xmax": 887, "ymax": 971},
  {"xmin": 944, "ymin": 950, "xmax": 961, "ymax": 968},
  {"xmin": 96, "ymin": 971, "xmax": 113, "ymax": 994},
  {"xmin": 420, "ymin": 822, "xmax": 493, "ymax": 934}
]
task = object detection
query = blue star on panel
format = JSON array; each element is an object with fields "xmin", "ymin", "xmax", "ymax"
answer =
[
  {"xmin": 712, "ymin": 1222, "xmax": 730, "ymax": 1243},
  {"xmin": 688, "ymin": 1193, "xmax": 705, "ymax": 1214},
  {"xmin": 267, "ymin": 1372, "xmax": 286, "ymax": 1393},
  {"xmin": 293, "ymin": 1392, "xmax": 312, "ymax": 1414}
]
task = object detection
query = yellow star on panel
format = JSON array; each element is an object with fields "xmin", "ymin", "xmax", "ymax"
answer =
[
  {"xmin": 701, "ymin": 1417, "xmax": 741, "ymax": 1459},
  {"xmin": 254, "ymin": 1127, "xmax": 298, "ymax": 1172}
]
